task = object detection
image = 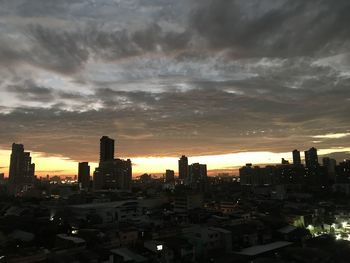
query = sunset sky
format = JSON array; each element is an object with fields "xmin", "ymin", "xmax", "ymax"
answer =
[{"xmin": 0, "ymin": 0, "xmax": 350, "ymax": 177}]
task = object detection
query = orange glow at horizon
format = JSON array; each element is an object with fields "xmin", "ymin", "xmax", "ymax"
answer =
[{"xmin": 0, "ymin": 147, "xmax": 350, "ymax": 178}]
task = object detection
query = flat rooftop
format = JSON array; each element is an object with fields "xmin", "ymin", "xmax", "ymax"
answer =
[
  {"xmin": 111, "ymin": 248, "xmax": 147, "ymax": 262},
  {"xmin": 236, "ymin": 241, "xmax": 293, "ymax": 256}
]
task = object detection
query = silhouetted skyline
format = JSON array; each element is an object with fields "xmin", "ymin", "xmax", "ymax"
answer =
[{"xmin": 1, "ymin": 138, "xmax": 349, "ymax": 179}]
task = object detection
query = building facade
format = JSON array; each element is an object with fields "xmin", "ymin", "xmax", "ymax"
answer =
[{"xmin": 78, "ymin": 162, "xmax": 90, "ymax": 190}]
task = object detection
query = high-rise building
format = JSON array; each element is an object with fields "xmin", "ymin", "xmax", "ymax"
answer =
[
  {"xmin": 9, "ymin": 143, "xmax": 24, "ymax": 185},
  {"xmin": 100, "ymin": 136, "xmax": 115, "ymax": 163},
  {"xmin": 165, "ymin": 169, "xmax": 175, "ymax": 184},
  {"xmin": 94, "ymin": 136, "xmax": 132, "ymax": 190},
  {"xmin": 115, "ymin": 158, "xmax": 132, "ymax": 190},
  {"xmin": 93, "ymin": 168, "xmax": 103, "ymax": 190},
  {"xmin": 178, "ymin": 155, "xmax": 189, "ymax": 183},
  {"xmin": 322, "ymin": 157, "xmax": 336, "ymax": 181},
  {"xmin": 189, "ymin": 163, "xmax": 208, "ymax": 191},
  {"xmin": 8, "ymin": 143, "xmax": 35, "ymax": 194},
  {"xmin": 78, "ymin": 162, "xmax": 90, "ymax": 190},
  {"xmin": 305, "ymin": 147, "xmax": 319, "ymax": 169},
  {"xmin": 189, "ymin": 163, "xmax": 207, "ymax": 183},
  {"xmin": 24, "ymin": 152, "xmax": 35, "ymax": 182},
  {"xmin": 292, "ymin": 149, "xmax": 301, "ymax": 166}
]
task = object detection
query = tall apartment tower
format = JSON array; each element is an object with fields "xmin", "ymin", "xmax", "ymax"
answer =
[
  {"xmin": 322, "ymin": 157, "xmax": 336, "ymax": 181},
  {"xmin": 23, "ymin": 152, "xmax": 35, "ymax": 181},
  {"xmin": 9, "ymin": 143, "xmax": 35, "ymax": 194},
  {"xmin": 9, "ymin": 143, "xmax": 25, "ymax": 185},
  {"xmin": 165, "ymin": 169, "xmax": 175, "ymax": 184},
  {"xmin": 78, "ymin": 162, "xmax": 90, "ymax": 189},
  {"xmin": 94, "ymin": 136, "xmax": 132, "ymax": 191},
  {"xmin": 189, "ymin": 163, "xmax": 207, "ymax": 183},
  {"xmin": 305, "ymin": 147, "xmax": 319, "ymax": 169},
  {"xmin": 100, "ymin": 136, "xmax": 115, "ymax": 163},
  {"xmin": 292, "ymin": 149, "xmax": 301, "ymax": 166},
  {"xmin": 178, "ymin": 155, "xmax": 189, "ymax": 182},
  {"xmin": 189, "ymin": 163, "xmax": 208, "ymax": 192}
]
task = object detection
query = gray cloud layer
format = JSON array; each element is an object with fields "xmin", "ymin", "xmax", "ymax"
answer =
[
  {"xmin": 0, "ymin": 0, "xmax": 349, "ymax": 163},
  {"xmin": 192, "ymin": 0, "xmax": 350, "ymax": 57}
]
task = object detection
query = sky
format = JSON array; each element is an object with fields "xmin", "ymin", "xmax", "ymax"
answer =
[{"xmin": 0, "ymin": 0, "xmax": 350, "ymax": 177}]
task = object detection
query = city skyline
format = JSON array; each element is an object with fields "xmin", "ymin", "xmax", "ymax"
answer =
[
  {"xmin": 1, "ymin": 2, "xmax": 350, "ymax": 262},
  {"xmin": 1, "ymin": 139, "xmax": 349, "ymax": 177},
  {"xmin": 1, "ymin": 0, "xmax": 350, "ymax": 176}
]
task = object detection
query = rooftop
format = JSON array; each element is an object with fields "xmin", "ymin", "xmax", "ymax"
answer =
[
  {"xmin": 110, "ymin": 248, "xmax": 147, "ymax": 262},
  {"xmin": 236, "ymin": 241, "xmax": 293, "ymax": 256}
]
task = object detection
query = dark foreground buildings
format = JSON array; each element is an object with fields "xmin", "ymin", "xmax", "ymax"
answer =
[{"xmin": 1, "ymin": 142, "xmax": 350, "ymax": 263}]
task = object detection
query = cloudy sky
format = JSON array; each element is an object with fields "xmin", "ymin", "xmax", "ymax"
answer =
[{"xmin": 0, "ymin": 0, "xmax": 350, "ymax": 176}]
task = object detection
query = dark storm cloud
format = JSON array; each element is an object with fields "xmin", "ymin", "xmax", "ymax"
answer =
[
  {"xmin": 6, "ymin": 80, "xmax": 55, "ymax": 102},
  {"xmin": 3, "ymin": 78, "xmax": 92, "ymax": 105},
  {"xmin": 0, "ymin": 23, "xmax": 190, "ymax": 75},
  {"xmin": 1, "ymin": 81, "xmax": 349, "ymax": 161},
  {"xmin": 192, "ymin": 0, "xmax": 350, "ymax": 57},
  {"xmin": 0, "ymin": 45, "xmax": 22, "ymax": 66},
  {"xmin": 26, "ymin": 25, "xmax": 89, "ymax": 74},
  {"xmin": 57, "ymin": 91, "xmax": 85, "ymax": 100},
  {"xmin": 15, "ymin": 0, "xmax": 83, "ymax": 17},
  {"xmin": 1, "ymin": 0, "xmax": 349, "ymax": 74},
  {"xmin": 0, "ymin": 0, "xmax": 191, "ymax": 74}
]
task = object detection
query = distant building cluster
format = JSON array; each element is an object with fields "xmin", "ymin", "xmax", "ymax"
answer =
[
  {"xmin": 178, "ymin": 155, "xmax": 208, "ymax": 192},
  {"xmin": 240, "ymin": 147, "xmax": 350, "ymax": 191}
]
